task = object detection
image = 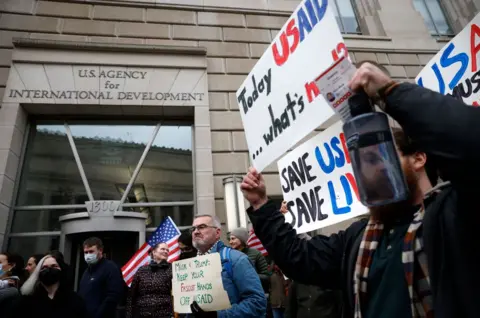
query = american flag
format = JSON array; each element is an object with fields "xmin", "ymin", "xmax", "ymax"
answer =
[
  {"xmin": 247, "ymin": 228, "xmax": 268, "ymax": 256},
  {"xmin": 122, "ymin": 216, "xmax": 181, "ymax": 286}
]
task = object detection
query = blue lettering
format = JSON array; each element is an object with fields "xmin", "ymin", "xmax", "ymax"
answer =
[
  {"xmin": 439, "ymin": 43, "xmax": 469, "ymax": 90},
  {"xmin": 312, "ymin": 0, "xmax": 327, "ymax": 22},
  {"xmin": 304, "ymin": 0, "xmax": 318, "ymax": 27},
  {"xmin": 315, "ymin": 143, "xmax": 335, "ymax": 174},
  {"xmin": 330, "ymin": 136, "xmax": 345, "ymax": 168},
  {"xmin": 297, "ymin": 8, "xmax": 312, "ymax": 42},
  {"xmin": 432, "ymin": 63, "xmax": 446, "ymax": 94},
  {"xmin": 328, "ymin": 177, "xmax": 351, "ymax": 215}
]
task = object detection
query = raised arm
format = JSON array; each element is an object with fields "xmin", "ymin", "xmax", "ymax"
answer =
[
  {"xmin": 349, "ymin": 63, "xmax": 480, "ymax": 188},
  {"xmin": 241, "ymin": 168, "xmax": 348, "ymax": 290}
]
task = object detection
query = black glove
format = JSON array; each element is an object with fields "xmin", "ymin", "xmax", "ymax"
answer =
[{"xmin": 190, "ymin": 301, "xmax": 217, "ymax": 317}]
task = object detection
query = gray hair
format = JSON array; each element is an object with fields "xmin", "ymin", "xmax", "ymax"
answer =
[
  {"xmin": 21, "ymin": 255, "xmax": 51, "ymax": 295},
  {"xmin": 194, "ymin": 214, "xmax": 221, "ymax": 228}
]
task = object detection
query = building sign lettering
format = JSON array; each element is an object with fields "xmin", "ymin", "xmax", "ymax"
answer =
[
  {"xmin": 8, "ymin": 89, "xmax": 204, "ymax": 102},
  {"xmin": 3, "ymin": 64, "xmax": 208, "ymax": 106}
]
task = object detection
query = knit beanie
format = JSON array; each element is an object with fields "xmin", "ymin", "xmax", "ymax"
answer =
[{"xmin": 230, "ymin": 227, "xmax": 249, "ymax": 245}]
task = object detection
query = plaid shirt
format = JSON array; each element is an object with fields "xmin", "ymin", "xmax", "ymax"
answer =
[{"xmin": 352, "ymin": 183, "xmax": 449, "ymax": 318}]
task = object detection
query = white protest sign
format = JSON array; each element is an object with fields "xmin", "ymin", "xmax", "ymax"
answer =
[
  {"xmin": 277, "ymin": 121, "xmax": 368, "ymax": 233},
  {"xmin": 236, "ymin": 0, "xmax": 348, "ymax": 172},
  {"xmin": 172, "ymin": 253, "xmax": 231, "ymax": 314},
  {"xmin": 416, "ymin": 12, "xmax": 480, "ymax": 105}
]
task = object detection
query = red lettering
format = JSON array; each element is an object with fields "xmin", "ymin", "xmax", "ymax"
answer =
[
  {"xmin": 305, "ymin": 81, "xmax": 320, "ymax": 103},
  {"xmin": 470, "ymin": 24, "xmax": 480, "ymax": 72},
  {"xmin": 473, "ymin": 101, "xmax": 479, "ymax": 107},
  {"xmin": 331, "ymin": 42, "xmax": 348, "ymax": 62},
  {"xmin": 339, "ymin": 132, "xmax": 351, "ymax": 164},
  {"xmin": 345, "ymin": 172, "xmax": 359, "ymax": 201},
  {"xmin": 272, "ymin": 19, "xmax": 300, "ymax": 66}
]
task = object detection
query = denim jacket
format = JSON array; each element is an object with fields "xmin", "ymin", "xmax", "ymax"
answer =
[{"xmin": 213, "ymin": 241, "xmax": 267, "ymax": 318}]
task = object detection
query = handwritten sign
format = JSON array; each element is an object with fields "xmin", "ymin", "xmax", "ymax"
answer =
[
  {"xmin": 172, "ymin": 253, "xmax": 231, "ymax": 314},
  {"xmin": 277, "ymin": 121, "xmax": 367, "ymax": 233},
  {"xmin": 416, "ymin": 12, "xmax": 480, "ymax": 105},
  {"xmin": 236, "ymin": 0, "xmax": 347, "ymax": 172}
]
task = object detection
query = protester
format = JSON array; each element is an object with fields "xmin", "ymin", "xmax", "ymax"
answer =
[
  {"xmin": 229, "ymin": 227, "xmax": 269, "ymax": 285},
  {"xmin": 126, "ymin": 242, "xmax": 173, "ymax": 318},
  {"xmin": 25, "ymin": 254, "xmax": 44, "ymax": 276},
  {"xmin": 241, "ymin": 61, "xmax": 480, "ymax": 318},
  {"xmin": 284, "ymin": 233, "xmax": 341, "ymax": 318},
  {"xmin": 189, "ymin": 214, "xmax": 267, "ymax": 317},
  {"xmin": 12, "ymin": 255, "xmax": 87, "ymax": 318},
  {"xmin": 78, "ymin": 237, "xmax": 124, "ymax": 318},
  {"xmin": 178, "ymin": 230, "xmax": 197, "ymax": 260},
  {"xmin": 48, "ymin": 250, "xmax": 74, "ymax": 291},
  {"xmin": 269, "ymin": 260, "xmax": 288, "ymax": 318},
  {"xmin": 0, "ymin": 252, "xmax": 25, "ymax": 289},
  {"xmin": 285, "ymin": 282, "xmax": 342, "ymax": 318},
  {"xmin": 0, "ymin": 253, "xmax": 25, "ymax": 317}
]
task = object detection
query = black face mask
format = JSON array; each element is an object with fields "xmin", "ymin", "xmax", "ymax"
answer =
[{"xmin": 39, "ymin": 268, "xmax": 62, "ymax": 286}]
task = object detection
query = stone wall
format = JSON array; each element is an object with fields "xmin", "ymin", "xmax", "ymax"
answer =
[{"xmin": 0, "ymin": 0, "xmax": 476, "ymax": 232}]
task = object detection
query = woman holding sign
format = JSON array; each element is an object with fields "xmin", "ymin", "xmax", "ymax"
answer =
[{"xmin": 126, "ymin": 243, "xmax": 173, "ymax": 318}]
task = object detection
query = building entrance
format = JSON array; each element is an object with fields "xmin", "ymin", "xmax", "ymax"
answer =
[{"xmin": 70, "ymin": 231, "xmax": 137, "ymax": 291}]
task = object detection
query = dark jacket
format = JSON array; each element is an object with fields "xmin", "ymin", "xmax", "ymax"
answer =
[
  {"xmin": 11, "ymin": 287, "xmax": 88, "ymax": 318},
  {"xmin": 284, "ymin": 282, "xmax": 342, "ymax": 318},
  {"xmin": 78, "ymin": 257, "xmax": 125, "ymax": 318},
  {"xmin": 248, "ymin": 83, "xmax": 480, "ymax": 318},
  {"xmin": 126, "ymin": 261, "xmax": 173, "ymax": 318}
]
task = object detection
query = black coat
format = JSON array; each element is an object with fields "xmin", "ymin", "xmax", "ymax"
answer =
[
  {"xmin": 284, "ymin": 281, "xmax": 342, "ymax": 318},
  {"xmin": 78, "ymin": 258, "xmax": 125, "ymax": 318},
  {"xmin": 248, "ymin": 83, "xmax": 480, "ymax": 318},
  {"xmin": 10, "ymin": 287, "xmax": 88, "ymax": 318}
]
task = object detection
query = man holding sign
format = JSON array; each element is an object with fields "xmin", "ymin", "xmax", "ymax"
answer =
[
  {"xmin": 186, "ymin": 214, "xmax": 266, "ymax": 317},
  {"xmin": 241, "ymin": 62, "xmax": 480, "ymax": 318}
]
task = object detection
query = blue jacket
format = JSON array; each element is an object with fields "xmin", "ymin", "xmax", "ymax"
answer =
[
  {"xmin": 78, "ymin": 258, "xmax": 125, "ymax": 318},
  {"xmin": 214, "ymin": 241, "xmax": 267, "ymax": 318}
]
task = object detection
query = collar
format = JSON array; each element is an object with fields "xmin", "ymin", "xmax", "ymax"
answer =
[{"xmin": 197, "ymin": 240, "xmax": 222, "ymax": 256}]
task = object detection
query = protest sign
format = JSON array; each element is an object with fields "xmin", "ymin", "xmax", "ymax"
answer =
[
  {"xmin": 277, "ymin": 121, "xmax": 368, "ymax": 233},
  {"xmin": 172, "ymin": 253, "xmax": 231, "ymax": 314},
  {"xmin": 416, "ymin": 12, "xmax": 480, "ymax": 105},
  {"xmin": 236, "ymin": 0, "xmax": 348, "ymax": 172}
]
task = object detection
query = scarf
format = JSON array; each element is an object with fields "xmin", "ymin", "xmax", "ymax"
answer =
[{"xmin": 353, "ymin": 208, "xmax": 433, "ymax": 318}]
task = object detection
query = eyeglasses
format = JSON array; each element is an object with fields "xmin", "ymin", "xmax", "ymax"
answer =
[{"xmin": 189, "ymin": 224, "xmax": 217, "ymax": 233}]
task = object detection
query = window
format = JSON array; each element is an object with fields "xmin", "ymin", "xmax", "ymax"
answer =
[
  {"xmin": 331, "ymin": 0, "xmax": 361, "ymax": 34},
  {"xmin": 11, "ymin": 121, "xmax": 195, "ymax": 242},
  {"xmin": 413, "ymin": 0, "xmax": 454, "ymax": 36}
]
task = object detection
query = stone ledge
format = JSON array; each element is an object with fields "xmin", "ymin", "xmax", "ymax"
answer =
[{"xmin": 12, "ymin": 38, "xmax": 207, "ymax": 55}]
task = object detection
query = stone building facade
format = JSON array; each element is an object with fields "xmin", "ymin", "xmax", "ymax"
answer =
[{"xmin": 0, "ymin": 0, "xmax": 477, "ymax": 275}]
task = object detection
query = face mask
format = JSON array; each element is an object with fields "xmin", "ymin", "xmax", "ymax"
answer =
[
  {"xmin": 39, "ymin": 268, "xmax": 62, "ymax": 286},
  {"xmin": 84, "ymin": 253, "xmax": 98, "ymax": 265},
  {"xmin": 0, "ymin": 264, "xmax": 4, "ymax": 276}
]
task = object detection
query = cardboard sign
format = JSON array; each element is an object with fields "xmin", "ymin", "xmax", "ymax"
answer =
[
  {"xmin": 416, "ymin": 12, "xmax": 480, "ymax": 105},
  {"xmin": 172, "ymin": 253, "xmax": 231, "ymax": 314},
  {"xmin": 277, "ymin": 121, "xmax": 368, "ymax": 233},
  {"xmin": 236, "ymin": 0, "xmax": 347, "ymax": 172}
]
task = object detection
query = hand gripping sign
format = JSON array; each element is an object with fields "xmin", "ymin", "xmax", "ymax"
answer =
[
  {"xmin": 416, "ymin": 12, "xmax": 480, "ymax": 105},
  {"xmin": 173, "ymin": 253, "xmax": 231, "ymax": 314},
  {"xmin": 236, "ymin": 0, "xmax": 348, "ymax": 172}
]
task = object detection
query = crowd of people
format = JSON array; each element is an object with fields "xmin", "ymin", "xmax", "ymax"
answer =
[{"xmin": 2, "ymin": 60, "xmax": 478, "ymax": 317}]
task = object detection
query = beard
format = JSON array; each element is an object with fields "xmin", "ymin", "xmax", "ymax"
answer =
[{"xmin": 369, "ymin": 162, "xmax": 419, "ymax": 223}]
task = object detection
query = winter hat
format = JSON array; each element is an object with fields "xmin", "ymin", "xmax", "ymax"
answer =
[{"xmin": 230, "ymin": 227, "xmax": 249, "ymax": 245}]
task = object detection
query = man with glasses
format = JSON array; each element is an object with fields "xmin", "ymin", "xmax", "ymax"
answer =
[{"xmin": 188, "ymin": 214, "xmax": 267, "ymax": 318}]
